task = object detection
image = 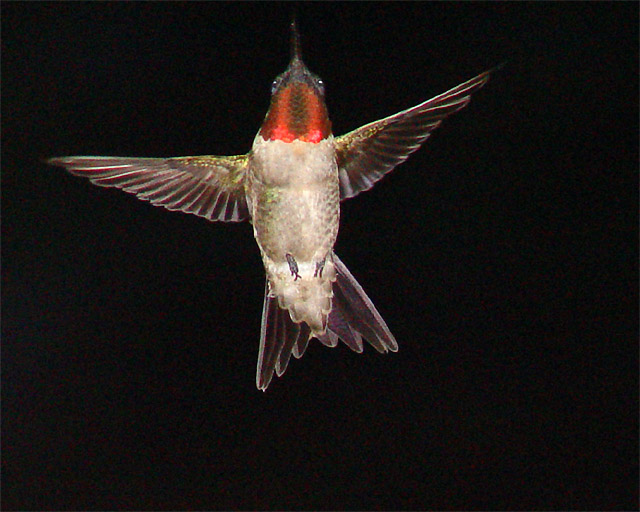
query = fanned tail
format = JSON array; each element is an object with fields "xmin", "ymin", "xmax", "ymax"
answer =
[{"xmin": 256, "ymin": 253, "xmax": 397, "ymax": 390}]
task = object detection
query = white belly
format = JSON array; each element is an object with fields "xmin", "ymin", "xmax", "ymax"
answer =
[{"xmin": 247, "ymin": 135, "xmax": 340, "ymax": 332}]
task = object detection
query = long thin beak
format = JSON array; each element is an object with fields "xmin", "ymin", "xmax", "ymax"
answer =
[{"xmin": 290, "ymin": 19, "xmax": 302, "ymax": 64}]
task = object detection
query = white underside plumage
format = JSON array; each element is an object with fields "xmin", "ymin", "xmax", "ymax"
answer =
[
  {"xmin": 268, "ymin": 258, "xmax": 337, "ymax": 334},
  {"xmin": 248, "ymin": 135, "xmax": 340, "ymax": 334}
]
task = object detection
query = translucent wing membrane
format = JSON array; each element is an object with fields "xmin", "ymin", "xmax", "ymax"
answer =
[
  {"xmin": 335, "ymin": 68, "xmax": 494, "ymax": 200},
  {"xmin": 256, "ymin": 253, "xmax": 397, "ymax": 390},
  {"xmin": 48, "ymin": 155, "xmax": 250, "ymax": 222}
]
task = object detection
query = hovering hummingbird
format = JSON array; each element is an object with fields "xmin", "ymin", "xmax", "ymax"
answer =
[{"xmin": 49, "ymin": 22, "xmax": 495, "ymax": 390}]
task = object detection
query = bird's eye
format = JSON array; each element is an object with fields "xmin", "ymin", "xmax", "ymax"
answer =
[
  {"xmin": 271, "ymin": 79, "xmax": 280, "ymax": 94},
  {"xmin": 316, "ymin": 79, "xmax": 325, "ymax": 95}
]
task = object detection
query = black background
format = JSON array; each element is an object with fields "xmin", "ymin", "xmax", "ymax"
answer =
[{"xmin": 2, "ymin": 3, "xmax": 637, "ymax": 510}]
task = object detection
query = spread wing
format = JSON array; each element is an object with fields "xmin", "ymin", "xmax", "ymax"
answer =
[
  {"xmin": 47, "ymin": 155, "xmax": 250, "ymax": 222},
  {"xmin": 335, "ymin": 68, "xmax": 494, "ymax": 200}
]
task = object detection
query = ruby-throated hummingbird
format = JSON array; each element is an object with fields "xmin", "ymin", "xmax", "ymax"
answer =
[{"xmin": 49, "ymin": 22, "xmax": 495, "ymax": 390}]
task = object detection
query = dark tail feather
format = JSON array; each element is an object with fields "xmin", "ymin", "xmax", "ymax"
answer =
[
  {"xmin": 317, "ymin": 304, "xmax": 363, "ymax": 352},
  {"xmin": 256, "ymin": 281, "xmax": 307, "ymax": 391},
  {"xmin": 330, "ymin": 253, "xmax": 398, "ymax": 353},
  {"xmin": 276, "ymin": 322, "xmax": 309, "ymax": 378},
  {"xmin": 255, "ymin": 254, "xmax": 397, "ymax": 390}
]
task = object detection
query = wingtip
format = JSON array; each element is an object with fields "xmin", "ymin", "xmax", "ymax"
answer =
[
  {"xmin": 488, "ymin": 60, "xmax": 508, "ymax": 77},
  {"xmin": 45, "ymin": 156, "xmax": 64, "ymax": 166},
  {"xmin": 45, "ymin": 156, "xmax": 88, "ymax": 167},
  {"xmin": 496, "ymin": 59, "xmax": 508, "ymax": 71}
]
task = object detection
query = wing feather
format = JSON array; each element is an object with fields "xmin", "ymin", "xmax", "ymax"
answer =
[
  {"xmin": 335, "ymin": 68, "xmax": 495, "ymax": 200},
  {"xmin": 47, "ymin": 155, "xmax": 250, "ymax": 222}
]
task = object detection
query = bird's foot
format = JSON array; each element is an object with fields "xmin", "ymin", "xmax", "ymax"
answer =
[
  {"xmin": 285, "ymin": 253, "xmax": 301, "ymax": 281},
  {"xmin": 314, "ymin": 259, "xmax": 325, "ymax": 278}
]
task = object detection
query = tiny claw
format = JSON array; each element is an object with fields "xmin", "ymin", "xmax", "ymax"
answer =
[
  {"xmin": 286, "ymin": 253, "xmax": 301, "ymax": 281},
  {"xmin": 314, "ymin": 259, "xmax": 325, "ymax": 278}
]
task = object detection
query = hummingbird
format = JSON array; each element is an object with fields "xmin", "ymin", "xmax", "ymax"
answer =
[{"xmin": 48, "ymin": 22, "xmax": 495, "ymax": 391}]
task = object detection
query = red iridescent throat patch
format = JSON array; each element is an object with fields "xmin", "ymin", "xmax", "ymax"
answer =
[{"xmin": 260, "ymin": 83, "xmax": 332, "ymax": 143}]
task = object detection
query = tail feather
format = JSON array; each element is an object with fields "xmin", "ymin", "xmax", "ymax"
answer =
[
  {"xmin": 256, "ymin": 253, "xmax": 397, "ymax": 390},
  {"xmin": 330, "ymin": 272, "xmax": 384, "ymax": 353},
  {"xmin": 275, "ymin": 322, "xmax": 308, "ymax": 378},
  {"xmin": 316, "ymin": 330, "xmax": 340, "ymax": 348},
  {"xmin": 331, "ymin": 253, "xmax": 397, "ymax": 353},
  {"xmin": 256, "ymin": 281, "xmax": 302, "ymax": 390},
  {"xmin": 292, "ymin": 328, "xmax": 311, "ymax": 359},
  {"xmin": 321, "ymin": 304, "xmax": 364, "ymax": 353}
]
